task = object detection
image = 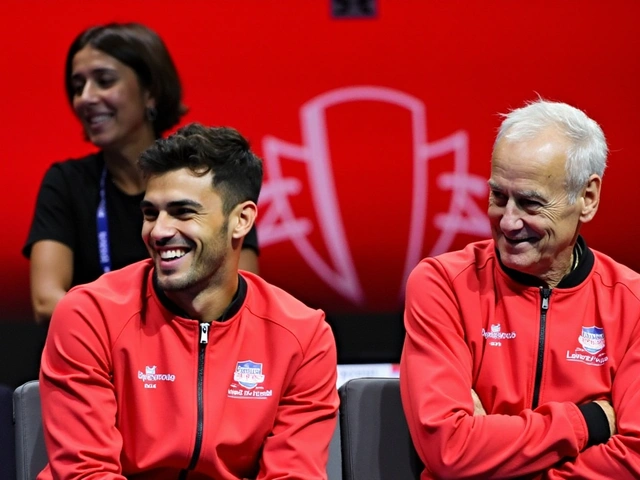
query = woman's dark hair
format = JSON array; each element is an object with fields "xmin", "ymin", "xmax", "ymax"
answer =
[{"xmin": 65, "ymin": 22, "xmax": 187, "ymax": 137}]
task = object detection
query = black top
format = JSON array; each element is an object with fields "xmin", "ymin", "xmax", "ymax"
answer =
[{"xmin": 23, "ymin": 152, "xmax": 259, "ymax": 288}]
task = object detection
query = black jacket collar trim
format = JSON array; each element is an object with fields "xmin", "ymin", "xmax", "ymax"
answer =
[
  {"xmin": 497, "ymin": 235, "xmax": 594, "ymax": 288},
  {"xmin": 153, "ymin": 273, "xmax": 247, "ymax": 322}
]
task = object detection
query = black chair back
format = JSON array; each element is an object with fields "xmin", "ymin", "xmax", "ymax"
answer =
[
  {"xmin": 14, "ymin": 380, "xmax": 47, "ymax": 480},
  {"xmin": 338, "ymin": 377, "xmax": 423, "ymax": 480}
]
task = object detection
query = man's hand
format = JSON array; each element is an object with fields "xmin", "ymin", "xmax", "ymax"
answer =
[
  {"xmin": 594, "ymin": 400, "xmax": 617, "ymax": 436},
  {"xmin": 471, "ymin": 389, "xmax": 486, "ymax": 416}
]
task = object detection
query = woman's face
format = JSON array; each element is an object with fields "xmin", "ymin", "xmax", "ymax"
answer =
[{"xmin": 70, "ymin": 45, "xmax": 155, "ymax": 152}]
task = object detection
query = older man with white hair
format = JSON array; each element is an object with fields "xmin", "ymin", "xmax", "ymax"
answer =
[{"xmin": 401, "ymin": 99, "xmax": 640, "ymax": 478}]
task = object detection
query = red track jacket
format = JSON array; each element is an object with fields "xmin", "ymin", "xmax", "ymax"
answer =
[
  {"xmin": 401, "ymin": 239, "xmax": 640, "ymax": 479},
  {"xmin": 38, "ymin": 260, "xmax": 338, "ymax": 480}
]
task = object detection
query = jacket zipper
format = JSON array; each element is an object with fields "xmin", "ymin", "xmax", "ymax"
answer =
[
  {"xmin": 179, "ymin": 322, "xmax": 210, "ymax": 480},
  {"xmin": 531, "ymin": 288, "xmax": 551, "ymax": 409}
]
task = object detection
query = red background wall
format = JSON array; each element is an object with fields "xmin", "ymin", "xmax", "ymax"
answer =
[{"xmin": 1, "ymin": 0, "xmax": 639, "ymax": 321}]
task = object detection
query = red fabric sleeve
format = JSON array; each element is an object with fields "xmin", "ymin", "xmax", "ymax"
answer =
[
  {"xmin": 256, "ymin": 315, "xmax": 339, "ymax": 480},
  {"xmin": 38, "ymin": 289, "xmax": 126, "ymax": 480},
  {"xmin": 400, "ymin": 259, "xmax": 589, "ymax": 479}
]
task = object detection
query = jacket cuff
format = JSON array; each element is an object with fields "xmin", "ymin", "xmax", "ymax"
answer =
[{"xmin": 578, "ymin": 402, "xmax": 610, "ymax": 447}]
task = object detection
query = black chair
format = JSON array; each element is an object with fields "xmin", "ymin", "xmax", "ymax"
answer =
[
  {"xmin": 0, "ymin": 383, "xmax": 17, "ymax": 480},
  {"xmin": 13, "ymin": 380, "xmax": 47, "ymax": 480},
  {"xmin": 327, "ymin": 420, "xmax": 342, "ymax": 480},
  {"xmin": 338, "ymin": 377, "xmax": 423, "ymax": 480}
]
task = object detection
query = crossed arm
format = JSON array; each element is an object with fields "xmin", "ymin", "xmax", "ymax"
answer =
[{"xmin": 473, "ymin": 390, "xmax": 616, "ymax": 439}]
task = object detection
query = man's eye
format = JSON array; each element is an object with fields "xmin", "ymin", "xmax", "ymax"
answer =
[
  {"xmin": 176, "ymin": 208, "xmax": 195, "ymax": 216},
  {"xmin": 142, "ymin": 210, "xmax": 158, "ymax": 219},
  {"xmin": 522, "ymin": 199, "xmax": 542, "ymax": 209},
  {"xmin": 491, "ymin": 191, "xmax": 507, "ymax": 202}
]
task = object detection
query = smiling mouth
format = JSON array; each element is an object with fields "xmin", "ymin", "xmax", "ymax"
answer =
[
  {"xmin": 159, "ymin": 249, "xmax": 190, "ymax": 261},
  {"xmin": 504, "ymin": 236, "xmax": 537, "ymax": 246},
  {"xmin": 85, "ymin": 113, "xmax": 114, "ymax": 128}
]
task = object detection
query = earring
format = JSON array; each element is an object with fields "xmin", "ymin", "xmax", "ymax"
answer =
[{"xmin": 145, "ymin": 106, "xmax": 157, "ymax": 122}]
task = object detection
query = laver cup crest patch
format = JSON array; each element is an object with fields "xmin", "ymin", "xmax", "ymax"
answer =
[
  {"xmin": 566, "ymin": 326, "xmax": 608, "ymax": 366},
  {"xmin": 233, "ymin": 360, "xmax": 265, "ymax": 389},
  {"xmin": 579, "ymin": 326, "xmax": 605, "ymax": 354}
]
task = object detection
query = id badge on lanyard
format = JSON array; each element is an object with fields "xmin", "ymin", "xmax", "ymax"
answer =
[{"xmin": 97, "ymin": 166, "xmax": 112, "ymax": 273}]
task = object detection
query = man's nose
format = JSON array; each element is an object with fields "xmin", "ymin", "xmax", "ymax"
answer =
[
  {"xmin": 499, "ymin": 200, "xmax": 524, "ymax": 232},
  {"xmin": 149, "ymin": 212, "xmax": 177, "ymax": 242}
]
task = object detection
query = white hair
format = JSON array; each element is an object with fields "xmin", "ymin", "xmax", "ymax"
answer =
[{"xmin": 494, "ymin": 99, "xmax": 608, "ymax": 203}]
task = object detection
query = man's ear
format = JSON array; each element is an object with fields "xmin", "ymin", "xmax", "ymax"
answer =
[
  {"xmin": 230, "ymin": 201, "xmax": 257, "ymax": 239},
  {"xmin": 579, "ymin": 174, "xmax": 601, "ymax": 224}
]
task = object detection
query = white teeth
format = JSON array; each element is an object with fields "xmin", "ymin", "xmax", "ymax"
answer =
[
  {"xmin": 89, "ymin": 114, "xmax": 111, "ymax": 125},
  {"xmin": 160, "ymin": 249, "xmax": 187, "ymax": 260}
]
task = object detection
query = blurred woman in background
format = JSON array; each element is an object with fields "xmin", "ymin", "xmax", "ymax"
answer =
[{"xmin": 23, "ymin": 23, "xmax": 259, "ymax": 324}]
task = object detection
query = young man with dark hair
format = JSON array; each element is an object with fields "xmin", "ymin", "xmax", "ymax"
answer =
[{"xmin": 38, "ymin": 123, "xmax": 338, "ymax": 480}]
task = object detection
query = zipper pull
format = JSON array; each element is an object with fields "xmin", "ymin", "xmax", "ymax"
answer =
[
  {"xmin": 541, "ymin": 288, "xmax": 551, "ymax": 310},
  {"xmin": 200, "ymin": 323, "xmax": 210, "ymax": 344}
]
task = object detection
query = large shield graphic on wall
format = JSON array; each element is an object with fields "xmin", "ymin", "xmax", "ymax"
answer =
[{"xmin": 258, "ymin": 86, "xmax": 489, "ymax": 312}]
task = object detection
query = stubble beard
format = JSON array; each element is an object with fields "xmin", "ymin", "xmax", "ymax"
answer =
[{"xmin": 157, "ymin": 221, "xmax": 229, "ymax": 293}]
